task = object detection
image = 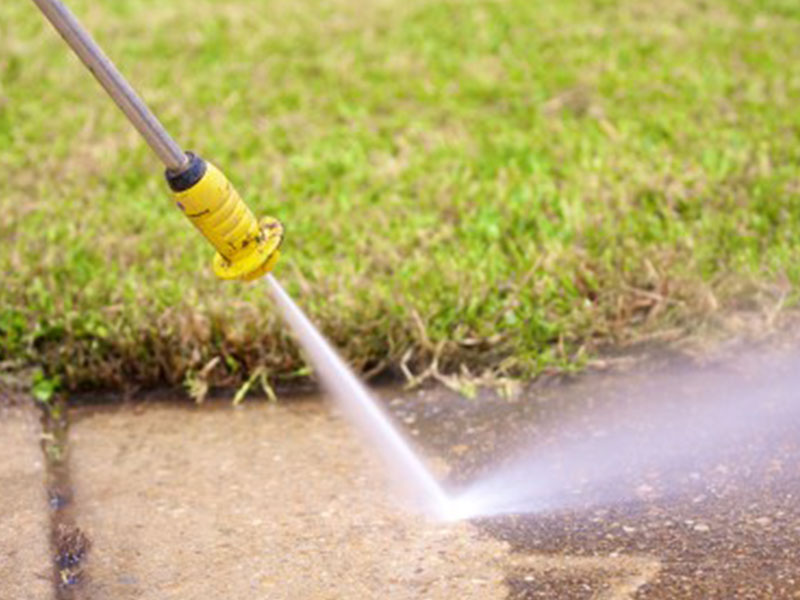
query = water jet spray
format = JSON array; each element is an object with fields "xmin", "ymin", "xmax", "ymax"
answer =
[{"xmin": 29, "ymin": 0, "xmax": 450, "ymax": 517}]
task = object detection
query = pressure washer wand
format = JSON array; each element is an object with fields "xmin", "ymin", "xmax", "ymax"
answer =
[
  {"xmin": 30, "ymin": 0, "xmax": 452, "ymax": 515},
  {"xmin": 30, "ymin": 0, "xmax": 283, "ymax": 282},
  {"xmin": 29, "ymin": 0, "xmax": 187, "ymax": 171}
]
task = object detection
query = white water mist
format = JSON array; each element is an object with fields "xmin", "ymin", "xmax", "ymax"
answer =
[{"xmin": 452, "ymin": 351, "xmax": 800, "ymax": 520}]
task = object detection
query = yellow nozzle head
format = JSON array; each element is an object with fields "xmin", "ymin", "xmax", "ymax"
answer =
[{"xmin": 167, "ymin": 154, "xmax": 283, "ymax": 281}]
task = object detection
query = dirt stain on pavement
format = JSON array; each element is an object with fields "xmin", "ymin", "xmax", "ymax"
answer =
[
  {"xmin": 401, "ymin": 349, "xmax": 800, "ymax": 598},
  {"xmin": 38, "ymin": 395, "xmax": 93, "ymax": 597},
  {"xmin": 505, "ymin": 554, "xmax": 660, "ymax": 599}
]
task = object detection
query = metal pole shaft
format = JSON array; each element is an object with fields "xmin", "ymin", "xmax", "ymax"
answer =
[{"xmin": 30, "ymin": 0, "xmax": 189, "ymax": 172}]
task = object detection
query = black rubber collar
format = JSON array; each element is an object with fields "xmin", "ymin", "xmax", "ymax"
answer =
[{"xmin": 166, "ymin": 152, "xmax": 207, "ymax": 192}]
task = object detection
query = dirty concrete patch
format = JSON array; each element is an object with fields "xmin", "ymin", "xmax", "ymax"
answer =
[
  {"xmin": 68, "ymin": 401, "xmax": 510, "ymax": 599},
  {"xmin": 38, "ymin": 395, "xmax": 93, "ymax": 597},
  {"xmin": 503, "ymin": 554, "xmax": 660, "ymax": 600},
  {"xmin": 0, "ymin": 405, "xmax": 54, "ymax": 600},
  {"xmin": 397, "ymin": 351, "xmax": 800, "ymax": 598}
]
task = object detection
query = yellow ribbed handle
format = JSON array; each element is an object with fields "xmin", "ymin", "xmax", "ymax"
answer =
[{"xmin": 172, "ymin": 161, "xmax": 283, "ymax": 281}]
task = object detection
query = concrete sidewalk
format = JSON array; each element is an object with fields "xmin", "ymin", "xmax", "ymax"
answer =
[
  {"xmin": 8, "ymin": 352, "xmax": 800, "ymax": 599},
  {"xmin": 0, "ymin": 405, "xmax": 53, "ymax": 600},
  {"xmin": 68, "ymin": 401, "xmax": 509, "ymax": 599}
]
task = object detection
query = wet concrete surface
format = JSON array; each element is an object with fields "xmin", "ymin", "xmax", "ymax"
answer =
[
  {"xmin": 11, "ymin": 348, "xmax": 800, "ymax": 598},
  {"xmin": 0, "ymin": 405, "xmax": 53, "ymax": 600},
  {"xmin": 394, "ymin": 350, "xmax": 800, "ymax": 598}
]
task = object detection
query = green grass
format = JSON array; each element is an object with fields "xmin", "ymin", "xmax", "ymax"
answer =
[{"xmin": 2, "ymin": 0, "xmax": 800, "ymax": 392}]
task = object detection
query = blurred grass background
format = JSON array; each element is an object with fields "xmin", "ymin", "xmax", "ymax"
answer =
[{"xmin": 1, "ymin": 0, "xmax": 800, "ymax": 392}]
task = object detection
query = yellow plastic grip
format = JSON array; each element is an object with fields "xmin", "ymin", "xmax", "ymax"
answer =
[{"xmin": 172, "ymin": 160, "xmax": 283, "ymax": 281}]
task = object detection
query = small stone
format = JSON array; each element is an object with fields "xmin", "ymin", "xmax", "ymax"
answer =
[
  {"xmin": 635, "ymin": 483, "xmax": 658, "ymax": 500},
  {"xmin": 754, "ymin": 517, "xmax": 772, "ymax": 527},
  {"xmin": 693, "ymin": 523, "xmax": 710, "ymax": 533},
  {"xmin": 450, "ymin": 444, "xmax": 469, "ymax": 456}
]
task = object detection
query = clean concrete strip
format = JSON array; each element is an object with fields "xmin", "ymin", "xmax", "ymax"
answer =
[
  {"xmin": 69, "ymin": 401, "xmax": 509, "ymax": 599},
  {"xmin": 0, "ymin": 404, "xmax": 53, "ymax": 600}
]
